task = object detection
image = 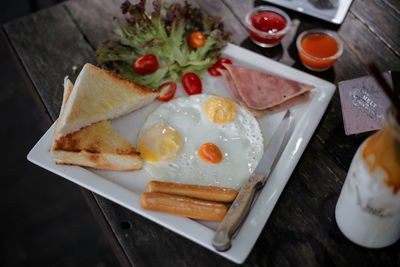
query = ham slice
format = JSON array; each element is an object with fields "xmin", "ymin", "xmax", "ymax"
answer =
[
  {"xmin": 219, "ymin": 68, "xmax": 246, "ymax": 106},
  {"xmin": 222, "ymin": 64, "xmax": 314, "ymax": 111},
  {"xmin": 220, "ymin": 64, "xmax": 313, "ymax": 117}
]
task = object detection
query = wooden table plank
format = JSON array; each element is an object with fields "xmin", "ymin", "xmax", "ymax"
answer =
[
  {"xmin": 3, "ymin": 4, "xmax": 132, "ymax": 266},
  {"xmin": 3, "ymin": 4, "xmax": 97, "ymax": 121},
  {"xmin": 95, "ymin": 195, "xmax": 238, "ymax": 267},
  {"xmin": 350, "ymin": 0, "xmax": 400, "ymax": 57},
  {"xmin": 65, "ymin": 0, "xmax": 124, "ymax": 50},
  {"xmin": 340, "ymin": 11, "xmax": 400, "ymax": 71},
  {"xmin": 187, "ymin": 0, "xmax": 248, "ymax": 45},
  {"xmin": 222, "ymin": 0, "xmax": 253, "ymax": 24}
]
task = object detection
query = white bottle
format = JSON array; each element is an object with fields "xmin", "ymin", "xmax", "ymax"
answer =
[{"xmin": 335, "ymin": 107, "xmax": 400, "ymax": 248}]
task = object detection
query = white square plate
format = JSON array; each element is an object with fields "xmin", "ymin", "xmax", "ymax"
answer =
[{"xmin": 27, "ymin": 43, "xmax": 335, "ymax": 264}]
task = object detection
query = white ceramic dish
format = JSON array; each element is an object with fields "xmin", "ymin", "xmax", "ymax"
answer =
[
  {"xmin": 263, "ymin": 0, "xmax": 353, "ymax": 25},
  {"xmin": 27, "ymin": 43, "xmax": 335, "ymax": 264}
]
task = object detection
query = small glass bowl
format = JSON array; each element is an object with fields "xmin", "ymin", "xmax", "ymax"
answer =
[
  {"xmin": 296, "ymin": 29, "xmax": 343, "ymax": 71},
  {"xmin": 245, "ymin": 6, "xmax": 291, "ymax": 48}
]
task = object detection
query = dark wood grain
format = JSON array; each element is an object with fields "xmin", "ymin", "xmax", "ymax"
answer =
[
  {"xmin": 3, "ymin": 3, "xmax": 130, "ymax": 266},
  {"xmin": 0, "ymin": 28, "xmax": 119, "ymax": 267},
  {"xmin": 95, "ymin": 195, "xmax": 239, "ymax": 267},
  {"xmin": 256, "ymin": 138, "xmax": 399, "ymax": 267},
  {"xmin": 189, "ymin": 0, "xmax": 248, "ymax": 44},
  {"xmin": 65, "ymin": 0, "xmax": 124, "ymax": 50},
  {"xmin": 222, "ymin": 0, "xmax": 253, "ymax": 23},
  {"xmin": 4, "ymin": 3, "xmax": 97, "ymax": 120},
  {"xmin": 5, "ymin": 0, "xmax": 400, "ymax": 266},
  {"xmin": 350, "ymin": 0, "xmax": 400, "ymax": 57}
]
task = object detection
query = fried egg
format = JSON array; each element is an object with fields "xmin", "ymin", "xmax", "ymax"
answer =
[{"xmin": 137, "ymin": 94, "xmax": 264, "ymax": 189}]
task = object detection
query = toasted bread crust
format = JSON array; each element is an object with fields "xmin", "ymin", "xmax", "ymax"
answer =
[
  {"xmin": 52, "ymin": 150, "xmax": 143, "ymax": 171},
  {"xmin": 89, "ymin": 64, "xmax": 156, "ymax": 95},
  {"xmin": 54, "ymin": 77, "xmax": 74, "ymax": 139}
]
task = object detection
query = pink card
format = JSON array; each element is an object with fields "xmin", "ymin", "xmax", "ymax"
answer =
[{"xmin": 338, "ymin": 73, "xmax": 392, "ymax": 135}]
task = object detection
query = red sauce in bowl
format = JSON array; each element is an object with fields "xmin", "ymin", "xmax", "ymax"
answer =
[
  {"xmin": 251, "ymin": 12, "xmax": 286, "ymax": 33},
  {"xmin": 248, "ymin": 11, "xmax": 287, "ymax": 46}
]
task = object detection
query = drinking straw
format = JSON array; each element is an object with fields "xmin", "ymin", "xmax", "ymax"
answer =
[{"xmin": 368, "ymin": 63, "xmax": 400, "ymax": 123}]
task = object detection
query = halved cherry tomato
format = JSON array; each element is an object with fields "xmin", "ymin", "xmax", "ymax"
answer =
[
  {"xmin": 157, "ymin": 81, "xmax": 177, "ymax": 102},
  {"xmin": 207, "ymin": 58, "xmax": 233, "ymax": 77},
  {"xmin": 198, "ymin": 143, "xmax": 222, "ymax": 164},
  {"xmin": 188, "ymin": 32, "xmax": 206, "ymax": 48},
  {"xmin": 217, "ymin": 58, "xmax": 233, "ymax": 65},
  {"xmin": 182, "ymin": 72, "xmax": 202, "ymax": 95},
  {"xmin": 133, "ymin": 54, "xmax": 159, "ymax": 74},
  {"xmin": 207, "ymin": 65, "xmax": 222, "ymax": 77}
]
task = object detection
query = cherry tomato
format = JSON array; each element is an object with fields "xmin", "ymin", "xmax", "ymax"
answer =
[
  {"xmin": 157, "ymin": 81, "xmax": 177, "ymax": 102},
  {"xmin": 133, "ymin": 54, "xmax": 159, "ymax": 74},
  {"xmin": 207, "ymin": 58, "xmax": 233, "ymax": 77},
  {"xmin": 188, "ymin": 32, "xmax": 206, "ymax": 48},
  {"xmin": 208, "ymin": 65, "xmax": 222, "ymax": 76},
  {"xmin": 198, "ymin": 143, "xmax": 222, "ymax": 164},
  {"xmin": 182, "ymin": 72, "xmax": 202, "ymax": 95},
  {"xmin": 217, "ymin": 58, "xmax": 233, "ymax": 65}
]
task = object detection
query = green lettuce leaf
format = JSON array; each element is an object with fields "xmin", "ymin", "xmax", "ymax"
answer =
[{"xmin": 96, "ymin": 0, "xmax": 230, "ymax": 89}]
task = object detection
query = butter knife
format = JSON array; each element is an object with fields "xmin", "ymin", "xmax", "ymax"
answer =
[{"xmin": 212, "ymin": 110, "xmax": 292, "ymax": 251}]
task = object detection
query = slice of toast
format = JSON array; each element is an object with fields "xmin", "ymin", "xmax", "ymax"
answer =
[
  {"xmin": 51, "ymin": 77, "xmax": 143, "ymax": 171},
  {"xmin": 51, "ymin": 120, "xmax": 143, "ymax": 171},
  {"xmin": 56, "ymin": 63, "xmax": 157, "ymax": 137}
]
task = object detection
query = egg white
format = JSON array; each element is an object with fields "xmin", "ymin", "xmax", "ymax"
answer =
[{"xmin": 137, "ymin": 94, "xmax": 264, "ymax": 189}]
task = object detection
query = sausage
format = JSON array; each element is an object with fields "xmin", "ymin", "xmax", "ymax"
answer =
[
  {"xmin": 141, "ymin": 192, "xmax": 228, "ymax": 222},
  {"xmin": 146, "ymin": 180, "xmax": 238, "ymax": 203}
]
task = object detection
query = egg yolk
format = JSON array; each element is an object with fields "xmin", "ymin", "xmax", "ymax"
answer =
[
  {"xmin": 198, "ymin": 143, "xmax": 223, "ymax": 164},
  {"xmin": 138, "ymin": 124, "xmax": 183, "ymax": 163},
  {"xmin": 203, "ymin": 97, "xmax": 237, "ymax": 124}
]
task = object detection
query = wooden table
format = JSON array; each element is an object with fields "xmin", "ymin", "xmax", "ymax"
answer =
[{"xmin": 4, "ymin": 0, "xmax": 399, "ymax": 266}]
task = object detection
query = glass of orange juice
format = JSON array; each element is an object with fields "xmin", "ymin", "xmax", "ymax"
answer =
[{"xmin": 296, "ymin": 29, "xmax": 343, "ymax": 71}]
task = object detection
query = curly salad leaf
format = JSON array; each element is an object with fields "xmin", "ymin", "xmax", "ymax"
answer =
[{"xmin": 96, "ymin": 0, "xmax": 231, "ymax": 89}]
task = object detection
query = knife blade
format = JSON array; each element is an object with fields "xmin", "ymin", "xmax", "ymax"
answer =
[{"xmin": 212, "ymin": 110, "xmax": 292, "ymax": 251}]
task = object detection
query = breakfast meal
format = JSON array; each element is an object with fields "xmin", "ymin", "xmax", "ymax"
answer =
[
  {"xmin": 49, "ymin": 60, "xmax": 314, "ymax": 219},
  {"xmin": 48, "ymin": 1, "xmax": 317, "ymax": 222},
  {"xmin": 136, "ymin": 94, "xmax": 265, "ymax": 190},
  {"xmin": 219, "ymin": 64, "xmax": 314, "ymax": 116}
]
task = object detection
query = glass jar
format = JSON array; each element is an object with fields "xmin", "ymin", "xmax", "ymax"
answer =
[{"xmin": 335, "ymin": 107, "xmax": 400, "ymax": 248}]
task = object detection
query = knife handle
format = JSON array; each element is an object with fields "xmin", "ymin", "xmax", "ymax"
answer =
[{"xmin": 212, "ymin": 173, "xmax": 266, "ymax": 251}]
